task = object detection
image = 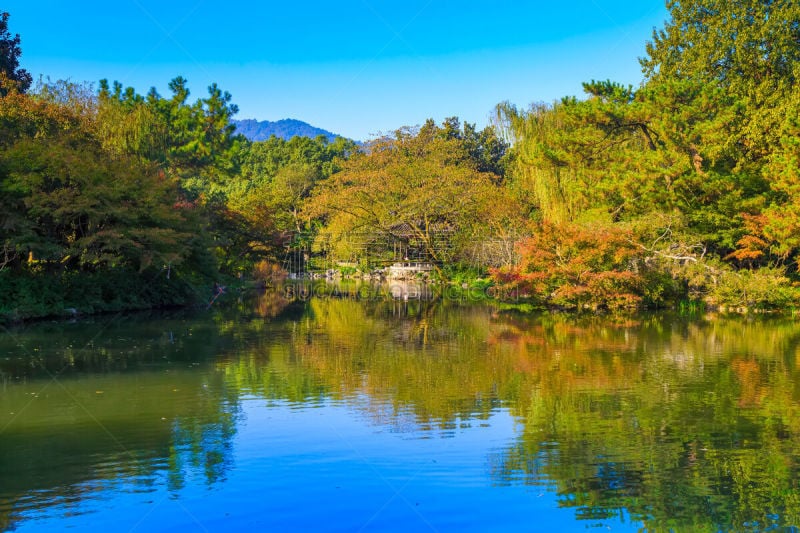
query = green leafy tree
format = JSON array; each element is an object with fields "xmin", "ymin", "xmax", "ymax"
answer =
[
  {"xmin": 306, "ymin": 120, "xmax": 520, "ymax": 268},
  {"xmin": 642, "ymin": 0, "xmax": 800, "ymax": 164},
  {"xmin": 0, "ymin": 87, "xmax": 203, "ymax": 274},
  {"xmin": 234, "ymin": 134, "xmax": 357, "ymax": 232},
  {"xmin": 0, "ymin": 12, "xmax": 32, "ymax": 94},
  {"xmin": 95, "ymin": 78, "xmax": 265, "ymax": 275},
  {"xmin": 97, "ymin": 77, "xmax": 242, "ymax": 189},
  {"xmin": 492, "ymin": 0, "xmax": 800, "ymax": 308}
]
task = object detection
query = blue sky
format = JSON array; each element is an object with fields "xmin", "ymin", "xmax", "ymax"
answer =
[{"xmin": 5, "ymin": 1, "xmax": 668, "ymax": 140}]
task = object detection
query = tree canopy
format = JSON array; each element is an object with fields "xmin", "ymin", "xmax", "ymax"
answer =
[
  {"xmin": 491, "ymin": 0, "xmax": 800, "ymax": 310},
  {"xmin": 305, "ymin": 119, "xmax": 519, "ymax": 267},
  {"xmin": 4, "ymin": 0, "xmax": 800, "ymax": 318}
]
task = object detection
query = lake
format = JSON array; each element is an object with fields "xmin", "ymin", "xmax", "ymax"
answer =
[{"xmin": 2, "ymin": 287, "xmax": 800, "ymax": 531}]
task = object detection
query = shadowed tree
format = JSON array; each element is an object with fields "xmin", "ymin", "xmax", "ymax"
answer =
[{"xmin": 0, "ymin": 11, "xmax": 32, "ymax": 94}]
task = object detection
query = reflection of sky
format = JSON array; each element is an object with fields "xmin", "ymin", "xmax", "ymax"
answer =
[{"xmin": 13, "ymin": 399, "xmax": 643, "ymax": 532}]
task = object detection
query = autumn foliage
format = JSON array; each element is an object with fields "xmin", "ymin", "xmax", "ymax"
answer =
[{"xmin": 491, "ymin": 222, "xmax": 648, "ymax": 310}]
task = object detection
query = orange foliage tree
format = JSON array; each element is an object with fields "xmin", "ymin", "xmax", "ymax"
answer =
[{"xmin": 490, "ymin": 222, "xmax": 652, "ymax": 310}]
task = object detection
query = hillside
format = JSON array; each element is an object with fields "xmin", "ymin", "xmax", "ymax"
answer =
[{"xmin": 232, "ymin": 118, "xmax": 342, "ymax": 142}]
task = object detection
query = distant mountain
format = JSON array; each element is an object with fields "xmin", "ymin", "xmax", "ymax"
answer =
[{"xmin": 232, "ymin": 118, "xmax": 343, "ymax": 143}]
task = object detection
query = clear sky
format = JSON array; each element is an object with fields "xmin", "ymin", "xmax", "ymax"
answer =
[{"xmin": 4, "ymin": 1, "xmax": 669, "ymax": 140}]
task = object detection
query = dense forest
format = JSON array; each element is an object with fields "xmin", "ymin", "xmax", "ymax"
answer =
[{"xmin": 1, "ymin": 1, "xmax": 800, "ymax": 320}]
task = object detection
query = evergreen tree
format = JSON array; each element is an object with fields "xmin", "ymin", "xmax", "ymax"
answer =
[{"xmin": 0, "ymin": 12, "xmax": 32, "ymax": 94}]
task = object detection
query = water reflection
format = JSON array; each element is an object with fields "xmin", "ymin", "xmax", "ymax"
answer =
[
  {"xmin": 1, "ymin": 296, "xmax": 800, "ymax": 531},
  {"xmin": 0, "ymin": 312, "xmax": 241, "ymax": 530}
]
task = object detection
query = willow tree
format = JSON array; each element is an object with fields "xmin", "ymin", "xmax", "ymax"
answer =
[
  {"xmin": 494, "ymin": 78, "xmax": 686, "ymax": 228},
  {"xmin": 489, "ymin": 0, "xmax": 800, "ymax": 308},
  {"xmin": 494, "ymin": 101, "xmax": 587, "ymax": 224},
  {"xmin": 96, "ymin": 80, "xmax": 169, "ymax": 163}
]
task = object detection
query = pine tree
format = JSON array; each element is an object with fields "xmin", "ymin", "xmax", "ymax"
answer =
[{"xmin": 0, "ymin": 12, "xmax": 32, "ymax": 94}]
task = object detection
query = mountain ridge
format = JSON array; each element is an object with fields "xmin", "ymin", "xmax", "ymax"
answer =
[{"xmin": 232, "ymin": 118, "xmax": 348, "ymax": 143}]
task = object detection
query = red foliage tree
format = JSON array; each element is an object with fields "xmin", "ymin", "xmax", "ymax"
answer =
[{"xmin": 491, "ymin": 222, "xmax": 647, "ymax": 310}]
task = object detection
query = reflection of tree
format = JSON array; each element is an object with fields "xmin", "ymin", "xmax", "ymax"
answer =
[
  {"xmin": 219, "ymin": 304, "xmax": 800, "ymax": 530},
  {"xmin": 0, "ymin": 312, "xmax": 241, "ymax": 530},
  {"xmin": 220, "ymin": 297, "xmax": 510, "ymax": 425},
  {"xmin": 486, "ymin": 314, "xmax": 800, "ymax": 531},
  {"xmin": 168, "ymin": 400, "xmax": 239, "ymax": 491},
  {"xmin": 4, "ymin": 302, "xmax": 800, "ymax": 531}
]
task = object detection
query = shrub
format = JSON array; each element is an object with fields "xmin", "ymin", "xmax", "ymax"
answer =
[{"xmin": 490, "ymin": 222, "xmax": 654, "ymax": 311}]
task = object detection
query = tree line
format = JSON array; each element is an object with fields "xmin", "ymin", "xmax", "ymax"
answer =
[
  {"xmin": 2, "ymin": 1, "xmax": 800, "ymax": 318},
  {"xmin": 491, "ymin": 0, "xmax": 800, "ymax": 310}
]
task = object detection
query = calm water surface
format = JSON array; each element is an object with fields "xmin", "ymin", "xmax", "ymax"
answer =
[{"xmin": 2, "ymin": 289, "xmax": 800, "ymax": 531}]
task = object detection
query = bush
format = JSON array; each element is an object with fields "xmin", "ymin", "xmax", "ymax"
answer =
[
  {"xmin": 0, "ymin": 268, "xmax": 201, "ymax": 322},
  {"xmin": 490, "ymin": 221, "xmax": 658, "ymax": 311},
  {"xmin": 252, "ymin": 261, "xmax": 288, "ymax": 286},
  {"xmin": 706, "ymin": 265, "xmax": 800, "ymax": 310}
]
